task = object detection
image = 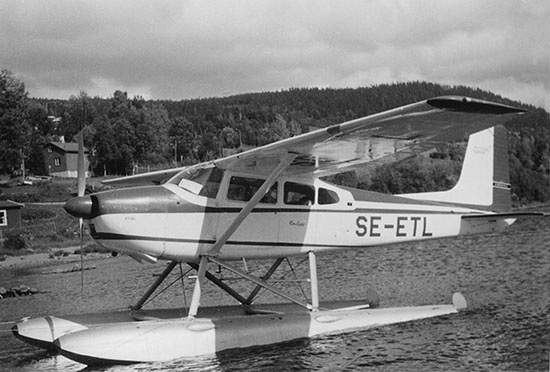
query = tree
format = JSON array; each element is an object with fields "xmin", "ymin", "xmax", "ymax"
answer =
[
  {"xmin": 25, "ymin": 100, "xmax": 50, "ymax": 175},
  {"xmin": 61, "ymin": 91, "xmax": 97, "ymax": 141},
  {"xmin": 0, "ymin": 69, "xmax": 30, "ymax": 174},
  {"xmin": 133, "ymin": 100, "xmax": 170, "ymax": 165},
  {"xmin": 170, "ymin": 117, "xmax": 200, "ymax": 164}
]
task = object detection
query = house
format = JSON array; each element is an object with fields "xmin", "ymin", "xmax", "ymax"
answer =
[
  {"xmin": 44, "ymin": 142, "xmax": 90, "ymax": 178},
  {"xmin": 0, "ymin": 200, "xmax": 24, "ymax": 238}
]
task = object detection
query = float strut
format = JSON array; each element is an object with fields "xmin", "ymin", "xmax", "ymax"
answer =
[
  {"xmin": 131, "ymin": 261, "xmax": 178, "ymax": 310},
  {"xmin": 187, "ymin": 262, "xmax": 249, "ymax": 304},
  {"xmin": 245, "ymin": 257, "xmax": 285, "ymax": 304},
  {"xmin": 309, "ymin": 251, "xmax": 319, "ymax": 312},
  {"xmin": 210, "ymin": 257, "xmax": 311, "ymax": 309},
  {"xmin": 187, "ymin": 256, "xmax": 208, "ymax": 318}
]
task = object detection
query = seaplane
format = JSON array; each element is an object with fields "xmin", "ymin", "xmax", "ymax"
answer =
[{"xmin": 13, "ymin": 95, "xmax": 536, "ymax": 366}]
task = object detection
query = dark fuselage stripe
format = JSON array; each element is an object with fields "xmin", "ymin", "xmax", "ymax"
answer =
[
  {"xmin": 92, "ymin": 232, "xmax": 363, "ymax": 249},
  {"xmin": 93, "ymin": 207, "xmax": 463, "ymax": 215}
]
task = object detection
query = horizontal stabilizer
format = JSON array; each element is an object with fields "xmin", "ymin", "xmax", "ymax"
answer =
[{"xmin": 462, "ymin": 212, "xmax": 546, "ymax": 220}]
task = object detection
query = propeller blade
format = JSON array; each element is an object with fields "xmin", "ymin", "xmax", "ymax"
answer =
[
  {"xmin": 80, "ymin": 217, "xmax": 84, "ymax": 292},
  {"xmin": 77, "ymin": 129, "xmax": 85, "ymax": 291},
  {"xmin": 77, "ymin": 130, "xmax": 85, "ymax": 197}
]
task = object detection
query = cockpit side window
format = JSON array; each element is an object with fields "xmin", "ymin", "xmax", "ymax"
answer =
[
  {"xmin": 318, "ymin": 188, "xmax": 340, "ymax": 205},
  {"xmin": 227, "ymin": 176, "xmax": 278, "ymax": 204},
  {"xmin": 169, "ymin": 166, "xmax": 224, "ymax": 199},
  {"xmin": 284, "ymin": 182, "xmax": 315, "ymax": 206},
  {"xmin": 199, "ymin": 167, "xmax": 224, "ymax": 198}
]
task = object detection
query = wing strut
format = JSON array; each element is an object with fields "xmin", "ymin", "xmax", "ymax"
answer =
[
  {"xmin": 186, "ymin": 154, "xmax": 296, "ymax": 318},
  {"xmin": 207, "ymin": 153, "xmax": 297, "ymax": 257}
]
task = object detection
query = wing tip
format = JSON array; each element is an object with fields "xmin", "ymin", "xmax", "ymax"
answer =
[{"xmin": 427, "ymin": 96, "xmax": 525, "ymax": 114}]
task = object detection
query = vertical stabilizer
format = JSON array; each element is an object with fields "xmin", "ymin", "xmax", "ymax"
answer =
[{"xmin": 400, "ymin": 125, "xmax": 511, "ymax": 212}]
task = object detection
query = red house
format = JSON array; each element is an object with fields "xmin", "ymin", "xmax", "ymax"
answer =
[
  {"xmin": 44, "ymin": 142, "xmax": 90, "ymax": 178},
  {"xmin": 0, "ymin": 200, "xmax": 23, "ymax": 238}
]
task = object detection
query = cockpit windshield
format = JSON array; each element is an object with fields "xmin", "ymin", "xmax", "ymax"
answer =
[{"xmin": 168, "ymin": 165, "xmax": 224, "ymax": 199}]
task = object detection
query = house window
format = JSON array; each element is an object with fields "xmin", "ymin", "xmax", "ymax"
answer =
[
  {"xmin": 54, "ymin": 158, "xmax": 61, "ymax": 166},
  {"xmin": 0, "ymin": 210, "xmax": 7, "ymax": 226},
  {"xmin": 47, "ymin": 148, "xmax": 52, "ymax": 153}
]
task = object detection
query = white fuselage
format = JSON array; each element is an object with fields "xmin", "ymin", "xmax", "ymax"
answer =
[{"xmin": 87, "ymin": 176, "xmax": 514, "ymax": 262}]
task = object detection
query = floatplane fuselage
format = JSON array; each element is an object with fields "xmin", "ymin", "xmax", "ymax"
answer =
[
  {"xmin": 76, "ymin": 169, "xmax": 507, "ymax": 263},
  {"xmin": 65, "ymin": 124, "xmax": 515, "ymax": 263},
  {"xmin": 13, "ymin": 96, "xmax": 534, "ymax": 366}
]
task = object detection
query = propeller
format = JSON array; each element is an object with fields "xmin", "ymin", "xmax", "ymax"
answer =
[{"xmin": 77, "ymin": 129, "xmax": 86, "ymax": 291}]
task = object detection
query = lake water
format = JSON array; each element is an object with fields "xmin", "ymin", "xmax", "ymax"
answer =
[{"xmin": 0, "ymin": 215, "xmax": 548, "ymax": 372}]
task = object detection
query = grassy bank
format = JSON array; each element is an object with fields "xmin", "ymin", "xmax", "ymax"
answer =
[{"xmin": 0, "ymin": 177, "xmax": 108, "ymax": 257}]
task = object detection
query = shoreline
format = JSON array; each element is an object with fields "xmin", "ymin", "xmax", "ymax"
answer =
[
  {"xmin": 0, "ymin": 204, "xmax": 547, "ymax": 271},
  {"xmin": 0, "ymin": 247, "xmax": 106, "ymax": 270}
]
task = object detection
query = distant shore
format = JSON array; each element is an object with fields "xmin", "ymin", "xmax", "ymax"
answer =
[{"xmin": 0, "ymin": 247, "xmax": 104, "ymax": 270}]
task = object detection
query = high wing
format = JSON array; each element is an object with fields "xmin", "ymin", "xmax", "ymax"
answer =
[
  {"xmin": 215, "ymin": 96, "xmax": 524, "ymax": 177},
  {"xmin": 104, "ymin": 96, "xmax": 524, "ymax": 185}
]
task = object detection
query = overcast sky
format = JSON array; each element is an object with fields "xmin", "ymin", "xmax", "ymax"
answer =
[{"xmin": 1, "ymin": 0, "xmax": 548, "ymax": 108}]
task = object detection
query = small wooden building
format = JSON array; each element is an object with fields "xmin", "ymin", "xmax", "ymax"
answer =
[
  {"xmin": 44, "ymin": 142, "xmax": 90, "ymax": 178},
  {"xmin": 0, "ymin": 200, "xmax": 24, "ymax": 238}
]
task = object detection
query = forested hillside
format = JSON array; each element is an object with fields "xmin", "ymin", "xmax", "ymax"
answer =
[{"xmin": 1, "ymin": 69, "xmax": 548, "ymax": 204}]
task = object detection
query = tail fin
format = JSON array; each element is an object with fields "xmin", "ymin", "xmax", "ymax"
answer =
[{"xmin": 401, "ymin": 125, "xmax": 511, "ymax": 212}]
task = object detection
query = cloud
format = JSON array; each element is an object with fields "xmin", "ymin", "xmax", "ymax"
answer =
[{"xmin": 1, "ymin": 0, "xmax": 548, "ymax": 107}]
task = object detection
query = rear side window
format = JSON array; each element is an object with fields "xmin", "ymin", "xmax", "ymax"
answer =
[
  {"xmin": 227, "ymin": 176, "xmax": 278, "ymax": 204},
  {"xmin": 318, "ymin": 188, "xmax": 339, "ymax": 205},
  {"xmin": 284, "ymin": 182, "xmax": 315, "ymax": 205}
]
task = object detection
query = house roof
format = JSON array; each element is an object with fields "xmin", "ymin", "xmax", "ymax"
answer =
[
  {"xmin": 48, "ymin": 142, "xmax": 89, "ymax": 153},
  {"xmin": 0, "ymin": 200, "xmax": 24, "ymax": 209}
]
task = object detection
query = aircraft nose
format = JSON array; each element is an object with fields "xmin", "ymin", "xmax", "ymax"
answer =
[{"xmin": 64, "ymin": 195, "xmax": 93, "ymax": 219}]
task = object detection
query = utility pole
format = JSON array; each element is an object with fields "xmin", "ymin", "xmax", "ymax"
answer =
[{"xmin": 21, "ymin": 149, "xmax": 25, "ymax": 179}]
